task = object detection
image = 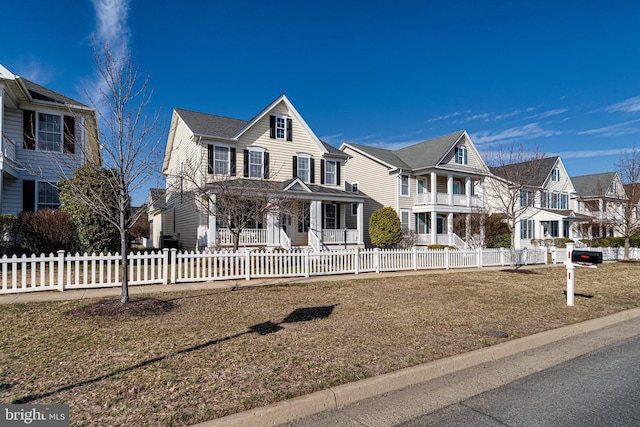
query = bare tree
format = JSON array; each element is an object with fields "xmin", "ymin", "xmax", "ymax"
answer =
[
  {"xmin": 57, "ymin": 44, "xmax": 162, "ymax": 303},
  {"xmin": 168, "ymin": 157, "xmax": 295, "ymax": 251},
  {"xmin": 484, "ymin": 144, "xmax": 547, "ymax": 268},
  {"xmin": 615, "ymin": 145, "xmax": 640, "ymax": 260}
]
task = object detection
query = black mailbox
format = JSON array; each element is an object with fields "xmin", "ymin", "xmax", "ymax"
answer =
[{"xmin": 571, "ymin": 250, "xmax": 603, "ymax": 264}]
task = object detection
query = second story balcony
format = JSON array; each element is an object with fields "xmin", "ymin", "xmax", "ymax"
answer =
[{"xmin": 414, "ymin": 191, "xmax": 482, "ymax": 208}]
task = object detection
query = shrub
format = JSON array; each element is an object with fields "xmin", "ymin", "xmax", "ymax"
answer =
[
  {"xmin": 18, "ymin": 210, "xmax": 79, "ymax": 255},
  {"xmin": 426, "ymin": 244, "xmax": 457, "ymax": 250},
  {"xmin": 0, "ymin": 214, "xmax": 18, "ymax": 255},
  {"xmin": 369, "ymin": 207, "xmax": 402, "ymax": 248}
]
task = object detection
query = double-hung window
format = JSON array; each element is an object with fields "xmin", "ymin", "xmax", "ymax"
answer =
[
  {"xmin": 276, "ymin": 116, "xmax": 286, "ymax": 139},
  {"xmin": 520, "ymin": 219, "xmax": 535, "ymax": 239},
  {"xmin": 520, "ymin": 189, "xmax": 534, "ymax": 207},
  {"xmin": 552, "ymin": 168, "xmax": 560, "ymax": 181},
  {"xmin": 324, "ymin": 160, "xmax": 337, "ymax": 185},
  {"xmin": 324, "ymin": 204, "xmax": 337, "ymax": 229},
  {"xmin": 400, "ymin": 174, "xmax": 409, "ymax": 196},
  {"xmin": 455, "ymin": 146, "xmax": 468, "ymax": 165},
  {"xmin": 400, "ymin": 210, "xmax": 410, "ymax": 233},
  {"xmin": 297, "ymin": 155, "xmax": 310, "ymax": 182},
  {"xmin": 37, "ymin": 113, "xmax": 63, "ymax": 152},
  {"xmin": 415, "ymin": 212, "xmax": 429, "ymax": 234},
  {"xmin": 214, "ymin": 146, "xmax": 230, "ymax": 175},
  {"xmin": 248, "ymin": 149, "xmax": 263, "ymax": 178}
]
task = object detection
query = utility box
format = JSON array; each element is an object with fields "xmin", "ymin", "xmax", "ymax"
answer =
[{"xmin": 571, "ymin": 250, "xmax": 603, "ymax": 264}]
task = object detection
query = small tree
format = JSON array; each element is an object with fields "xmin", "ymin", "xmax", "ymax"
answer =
[
  {"xmin": 0, "ymin": 214, "xmax": 19, "ymax": 255},
  {"xmin": 58, "ymin": 164, "xmax": 121, "ymax": 254},
  {"xmin": 18, "ymin": 210, "xmax": 79, "ymax": 255},
  {"xmin": 369, "ymin": 207, "xmax": 402, "ymax": 248}
]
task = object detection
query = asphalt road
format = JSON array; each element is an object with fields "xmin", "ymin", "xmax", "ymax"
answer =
[
  {"xmin": 400, "ymin": 333, "xmax": 640, "ymax": 426},
  {"xmin": 284, "ymin": 316, "xmax": 640, "ymax": 427}
]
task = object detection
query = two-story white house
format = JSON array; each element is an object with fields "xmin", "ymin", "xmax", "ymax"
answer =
[
  {"xmin": 340, "ymin": 130, "xmax": 490, "ymax": 248},
  {"xmin": 487, "ymin": 156, "xmax": 594, "ymax": 249},
  {"xmin": 571, "ymin": 172, "xmax": 627, "ymax": 239},
  {"xmin": 160, "ymin": 94, "xmax": 365, "ymax": 251},
  {"xmin": 0, "ymin": 64, "xmax": 99, "ymax": 215}
]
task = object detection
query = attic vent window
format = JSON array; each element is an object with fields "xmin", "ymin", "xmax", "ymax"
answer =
[
  {"xmin": 455, "ymin": 146, "xmax": 468, "ymax": 165},
  {"xmin": 270, "ymin": 114, "xmax": 293, "ymax": 141}
]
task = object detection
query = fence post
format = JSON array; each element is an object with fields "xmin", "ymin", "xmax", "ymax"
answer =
[
  {"xmin": 245, "ymin": 250, "xmax": 251, "ymax": 281},
  {"xmin": 57, "ymin": 250, "xmax": 65, "ymax": 292},
  {"xmin": 162, "ymin": 249, "xmax": 169, "ymax": 284},
  {"xmin": 374, "ymin": 248, "xmax": 380, "ymax": 273},
  {"xmin": 500, "ymin": 248, "xmax": 505, "ymax": 266},
  {"xmin": 445, "ymin": 247, "xmax": 450, "ymax": 270},
  {"xmin": 354, "ymin": 247, "xmax": 360, "ymax": 274},
  {"xmin": 477, "ymin": 247, "xmax": 482, "ymax": 268},
  {"xmin": 304, "ymin": 249, "xmax": 310, "ymax": 278},
  {"xmin": 412, "ymin": 247, "xmax": 418, "ymax": 271},
  {"xmin": 170, "ymin": 248, "xmax": 177, "ymax": 284}
]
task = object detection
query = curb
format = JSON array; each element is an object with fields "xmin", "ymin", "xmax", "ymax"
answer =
[{"xmin": 196, "ymin": 307, "xmax": 640, "ymax": 427}]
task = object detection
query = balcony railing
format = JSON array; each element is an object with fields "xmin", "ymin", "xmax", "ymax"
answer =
[{"xmin": 414, "ymin": 192, "xmax": 482, "ymax": 208}]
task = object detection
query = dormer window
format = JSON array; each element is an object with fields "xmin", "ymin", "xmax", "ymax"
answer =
[
  {"xmin": 455, "ymin": 146, "xmax": 468, "ymax": 165},
  {"xmin": 270, "ymin": 114, "xmax": 293, "ymax": 141}
]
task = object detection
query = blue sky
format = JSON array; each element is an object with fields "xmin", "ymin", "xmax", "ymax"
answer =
[{"xmin": 3, "ymin": 1, "xmax": 640, "ymax": 205}]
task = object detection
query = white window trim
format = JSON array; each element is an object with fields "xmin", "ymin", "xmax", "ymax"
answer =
[
  {"xmin": 275, "ymin": 113, "xmax": 288, "ymax": 140},
  {"xmin": 296, "ymin": 153, "xmax": 311, "ymax": 183},
  {"xmin": 324, "ymin": 159, "xmax": 337, "ymax": 185},
  {"xmin": 351, "ymin": 182, "xmax": 359, "ymax": 193},
  {"xmin": 213, "ymin": 144, "xmax": 231, "ymax": 176},
  {"xmin": 400, "ymin": 209, "xmax": 411, "ymax": 232},
  {"xmin": 456, "ymin": 146, "xmax": 468, "ymax": 165},
  {"xmin": 351, "ymin": 203, "xmax": 358, "ymax": 216},
  {"xmin": 36, "ymin": 111, "xmax": 64, "ymax": 153},
  {"xmin": 248, "ymin": 146, "xmax": 265, "ymax": 179},
  {"xmin": 400, "ymin": 174, "xmax": 410, "ymax": 197}
]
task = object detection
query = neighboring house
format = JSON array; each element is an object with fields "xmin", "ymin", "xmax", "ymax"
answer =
[
  {"xmin": 147, "ymin": 188, "xmax": 166, "ymax": 248},
  {"xmin": 161, "ymin": 94, "xmax": 365, "ymax": 251},
  {"xmin": 0, "ymin": 64, "xmax": 99, "ymax": 215},
  {"xmin": 488, "ymin": 156, "xmax": 590, "ymax": 249},
  {"xmin": 571, "ymin": 172, "xmax": 627, "ymax": 239},
  {"xmin": 340, "ymin": 130, "xmax": 490, "ymax": 248}
]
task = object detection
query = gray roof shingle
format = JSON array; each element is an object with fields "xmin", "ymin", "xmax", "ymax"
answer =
[
  {"xmin": 20, "ymin": 77, "xmax": 89, "ymax": 107},
  {"xmin": 490, "ymin": 156, "xmax": 559, "ymax": 187},
  {"xmin": 175, "ymin": 108, "xmax": 248, "ymax": 139},
  {"xmin": 571, "ymin": 172, "xmax": 617, "ymax": 197}
]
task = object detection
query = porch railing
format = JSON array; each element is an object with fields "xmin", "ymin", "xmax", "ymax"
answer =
[
  {"xmin": 322, "ymin": 229, "xmax": 359, "ymax": 244},
  {"xmin": 216, "ymin": 228, "xmax": 268, "ymax": 246},
  {"xmin": 280, "ymin": 229, "xmax": 291, "ymax": 251},
  {"xmin": 414, "ymin": 192, "xmax": 481, "ymax": 207}
]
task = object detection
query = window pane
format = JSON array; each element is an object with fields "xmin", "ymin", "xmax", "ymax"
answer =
[
  {"xmin": 37, "ymin": 113, "xmax": 62, "ymax": 151},
  {"xmin": 325, "ymin": 160, "xmax": 336, "ymax": 185},
  {"xmin": 401, "ymin": 175, "xmax": 409, "ymax": 196},
  {"xmin": 214, "ymin": 146, "xmax": 229, "ymax": 175},
  {"xmin": 249, "ymin": 150, "xmax": 263, "ymax": 178},
  {"xmin": 276, "ymin": 117, "xmax": 286, "ymax": 139},
  {"xmin": 37, "ymin": 182, "xmax": 60, "ymax": 210},
  {"xmin": 298, "ymin": 157, "xmax": 310, "ymax": 182}
]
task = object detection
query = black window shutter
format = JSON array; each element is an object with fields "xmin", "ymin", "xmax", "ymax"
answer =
[
  {"xmin": 23, "ymin": 110, "xmax": 36, "ymax": 150},
  {"xmin": 286, "ymin": 118, "xmax": 293, "ymax": 141},
  {"xmin": 269, "ymin": 115, "xmax": 276, "ymax": 139},
  {"xmin": 23, "ymin": 180, "xmax": 35, "ymax": 212},
  {"xmin": 264, "ymin": 152, "xmax": 270, "ymax": 179},
  {"xmin": 63, "ymin": 115, "xmax": 75, "ymax": 153},
  {"xmin": 230, "ymin": 147, "xmax": 236, "ymax": 176},
  {"xmin": 310, "ymin": 158, "xmax": 315, "ymax": 183},
  {"xmin": 293, "ymin": 156, "xmax": 298, "ymax": 178},
  {"xmin": 243, "ymin": 149, "xmax": 249, "ymax": 177},
  {"xmin": 336, "ymin": 162, "xmax": 341, "ymax": 186},
  {"xmin": 320, "ymin": 159, "xmax": 325, "ymax": 184},
  {"xmin": 207, "ymin": 145, "xmax": 214, "ymax": 174}
]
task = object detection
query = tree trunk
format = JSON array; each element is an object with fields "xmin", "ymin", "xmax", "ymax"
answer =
[
  {"xmin": 120, "ymin": 225, "xmax": 130, "ymax": 304},
  {"xmin": 232, "ymin": 229, "xmax": 240, "ymax": 251},
  {"xmin": 624, "ymin": 236, "xmax": 630, "ymax": 261}
]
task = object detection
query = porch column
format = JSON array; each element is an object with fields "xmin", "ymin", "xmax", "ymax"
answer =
[
  {"xmin": 310, "ymin": 200, "xmax": 323, "ymax": 242},
  {"xmin": 266, "ymin": 209, "xmax": 279, "ymax": 248},
  {"xmin": 431, "ymin": 211, "xmax": 438, "ymax": 245},
  {"xmin": 357, "ymin": 202, "xmax": 364, "ymax": 244},
  {"xmin": 480, "ymin": 177, "xmax": 486, "ymax": 209},
  {"xmin": 599, "ymin": 199, "xmax": 604, "ymax": 237},
  {"xmin": 207, "ymin": 194, "xmax": 217, "ymax": 247},
  {"xmin": 430, "ymin": 172, "xmax": 437, "ymax": 205},
  {"xmin": 447, "ymin": 212, "xmax": 454, "ymax": 246},
  {"xmin": 447, "ymin": 174, "xmax": 453, "ymax": 205},
  {"xmin": 465, "ymin": 177, "xmax": 472, "ymax": 207}
]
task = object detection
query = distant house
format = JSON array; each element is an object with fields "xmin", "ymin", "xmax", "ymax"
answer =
[
  {"xmin": 160, "ymin": 94, "xmax": 365, "ymax": 251},
  {"xmin": 571, "ymin": 172, "xmax": 627, "ymax": 239},
  {"xmin": 147, "ymin": 188, "xmax": 166, "ymax": 248},
  {"xmin": 488, "ymin": 156, "xmax": 592, "ymax": 249},
  {"xmin": 0, "ymin": 64, "xmax": 99, "ymax": 215},
  {"xmin": 340, "ymin": 130, "xmax": 490, "ymax": 248}
]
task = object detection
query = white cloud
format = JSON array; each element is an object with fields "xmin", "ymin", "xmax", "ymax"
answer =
[
  {"xmin": 471, "ymin": 123, "xmax": 562, "ymax": 145},
  {"xmin": 577, "ymin": 119, "xmax": 640, "ymax": 137},
  {"xmin": 92, "ymin": 0, "xmax": 130, "ymax": 53},
  {"xmin": 549, "ymin": 148, "xmax": 632, "ymax": 159},
  {"xmin": 426, "ymin": 111, "xmax": 463, "ymax": 123},
  {"xmin": 534, "ymin": 108, "xmax": 568, "ymax": 119},
  {"xmin": 604, "ymin": 96, "xmax": 640, "ymax": 113}
]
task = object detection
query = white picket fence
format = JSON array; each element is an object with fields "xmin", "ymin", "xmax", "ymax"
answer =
[
  {"xmin": 550, "ymin": 247, "xmax": 640, "ymax": 264},
  {"xmin": 0, "ymin": 247, "xmax": 547, "ymax": 295}
]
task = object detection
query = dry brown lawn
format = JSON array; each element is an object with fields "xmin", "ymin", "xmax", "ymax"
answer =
[{"xmin": 1, "ymin": 262, "xmax": 639, "ymax": 426}]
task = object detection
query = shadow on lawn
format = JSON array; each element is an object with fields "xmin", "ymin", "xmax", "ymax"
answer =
[{"xmin": 12, "ymin": 305, "xmax": 337, "ymax": 404}]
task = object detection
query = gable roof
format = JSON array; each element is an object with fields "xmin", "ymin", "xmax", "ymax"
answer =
[
  {"xmin": 490, "ymin": 156, "xmax": 560, "ymax": 187},
  {"xmin": 174, "ymin": 108, "xmax": 248, "ymax": 139},
  {"xmin": 571, "ymin": 172, "xmax": 618, "ymax": 197},
  {"xmin": 20, "ymin": 77, "xmax": 89, "ymax": 108},
  {"xmin": 342, "ymin": 130, "xmax": 474, "ymax": 171}
]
